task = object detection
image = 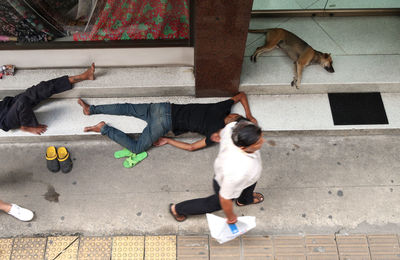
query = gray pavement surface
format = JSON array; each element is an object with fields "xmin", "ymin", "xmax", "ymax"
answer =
[{"xmin": 1, "ymin": 133, "xmax": 400, "ymax": 238}]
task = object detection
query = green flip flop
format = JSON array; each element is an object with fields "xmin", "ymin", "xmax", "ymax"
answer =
[
  {"xmin": 114, "ymin": 148, "xmax": 135, "ymax": 159},
  {"xmin": 123, "ymin": 152, "xmax": 148, "ymax": 168}
]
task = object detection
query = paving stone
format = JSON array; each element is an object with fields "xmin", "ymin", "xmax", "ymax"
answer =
[
  {"xmin": 367, "ymin": 234, "xmax": 400, "ymax": 260},
  {"xmin": 242, "ymin": 235, "xmax": 274, "ymax": 259},
  {"xmin": 11, "ymin": 237, "xmax": 46, "ymax": 260},
  {"xmin": 336, "ymin": 235, "xmax": 371, "ymax": 260},
  {"xmin": 305, "ymin": 235, "xmax": 339, "ymax": 260},
  {"xmin": 45, "ymin": 236, "xmax": 78, "ymax": 260},
  {"xmin": 77, "ymin": 237, "xmax": 112, "ymax": 260},
  {"xmin": 111, "ymin": 236, "xmax": 144, "ymax": 260},
  {"xmin": 0, "ymin": 238, "xmax": 13, "ymax": 260},
  {"xmin": 145, "ymin": 236, "xmax": 176, "ymax": 260},
  {"xmin": 177, "ymin": 236, "xmax": 208, "ymax": 260},
  {"xmin": 273, "ymin": 235, "xmax": 306, "ymax": 259},
  {"xmin": 209, "ymin": 237, "xmax": 240, "ymax": 260}
]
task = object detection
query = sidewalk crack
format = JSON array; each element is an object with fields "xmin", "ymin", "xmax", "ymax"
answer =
[{"xmin": 51, "ymin": 236, "xmax": 79, "ymax": 260}]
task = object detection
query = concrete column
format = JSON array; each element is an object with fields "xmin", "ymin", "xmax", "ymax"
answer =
[{"xmin": 194, "ymin": 0, "xmax": 253, "ymax": 97}]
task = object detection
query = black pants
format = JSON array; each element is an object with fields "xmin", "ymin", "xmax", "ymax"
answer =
[
  {"xmin": 175, "ymin": 179, "xmax": 257, "ymax": 216},
  {"xmin": 3, "ymin": 75, "xmax": 72, "ymax": 130}
]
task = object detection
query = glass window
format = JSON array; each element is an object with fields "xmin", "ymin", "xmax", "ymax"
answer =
[
  {"xmin": 0, "ymin": 0, "xmax": 190, "ymax": 44},
  {"xmin": 252, "ymin": 0, "xmax": 400, "ymax": 11}
]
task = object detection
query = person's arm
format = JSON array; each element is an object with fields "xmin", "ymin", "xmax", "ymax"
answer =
[
  {"xmin": 230, "ymin": 92, "xmax": 257, "ymax": 124},
  {"xmin": 153, "ymin": 137, "xmax": 207, "ymax": 151},
  {"xmin": 219, "ymin": 195, "xmax": 237, "ymax": 224}
]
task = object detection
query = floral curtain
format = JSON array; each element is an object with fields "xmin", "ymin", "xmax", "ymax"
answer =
[
  {"xmin": 0, "ymin": 0, "xmax": 190, "ymax": 43},
  {"xmin": 73, "ymin": 0, "xmax": 189, "ymax": 41}
]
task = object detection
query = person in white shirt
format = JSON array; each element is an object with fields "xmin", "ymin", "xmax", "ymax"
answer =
[
  {"xmin": 169, "ymin": 119, "xmax": 264, "ymax": 223},
  {"xmin": 0, "ymin": 199, "xmax": 34, "ymax": 222}
]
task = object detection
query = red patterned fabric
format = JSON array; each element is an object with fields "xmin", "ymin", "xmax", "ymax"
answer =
[{"xmin": 73, "ymin": 0, "xmax": 189, "ymax": 41}]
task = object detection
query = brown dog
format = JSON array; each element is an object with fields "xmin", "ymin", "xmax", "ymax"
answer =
[{"xmin": 249, "ymin": 28, "xmax": 334, "ymax": 89}]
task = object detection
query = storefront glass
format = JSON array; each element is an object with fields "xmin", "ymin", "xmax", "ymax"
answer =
[
  {"xmin": 0, "ymin": 0, "xmax": 190, "ymax": 44},
  {"xmin": 253, "ymin": 0, "xmax": 400, "ymax": 11}
]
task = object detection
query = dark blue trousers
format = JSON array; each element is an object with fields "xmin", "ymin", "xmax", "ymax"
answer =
[{"xmin": 1, "ymin": 76, "xmax": 71, "ymax": 131}]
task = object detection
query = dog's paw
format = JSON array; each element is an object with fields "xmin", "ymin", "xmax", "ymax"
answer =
[{"xmin": 291, "ymin": 81, "xmax": 299, "ymax": 89}]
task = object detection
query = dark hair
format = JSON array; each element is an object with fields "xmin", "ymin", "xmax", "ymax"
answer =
[
  {"xmin": 234, "ymin": 115, "xmax": 248, "ymax": 122},
  {"xmin": 231, "ymin": 121, "xmax": 262, "ymax": 147}
]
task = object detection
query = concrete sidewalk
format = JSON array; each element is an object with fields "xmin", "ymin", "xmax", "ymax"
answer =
[
  {"xmin": 1, "ymin": 133, "xmax": 400, "ymax": 238},
  {"xmin": 2, "ymin": 234, "xmax": 400, "ymax": 259}
]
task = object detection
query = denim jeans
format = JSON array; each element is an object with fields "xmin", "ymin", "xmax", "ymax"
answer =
[{"xmin": 90, "ymin": 102, "xmax": 172, "ymax": 154}]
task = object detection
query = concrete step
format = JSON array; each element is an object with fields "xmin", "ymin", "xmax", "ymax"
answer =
[
  {"xmin": 1, "ymin": 93, "xmax": 400, "ymax": 142},
  {"xmin": 0, "ymin": 66, "xmax": 195, "ymax": 99},
  {"xmin": 243, "ymin": 16, "xmax": 400, "ymax": 94},
  {"xmin": 2, "ymin": 53, "xmax": 399, "ymax": 101},
  {"xmin": 240, "ymin": 54, "xmax": 400, "ymax": 95}
]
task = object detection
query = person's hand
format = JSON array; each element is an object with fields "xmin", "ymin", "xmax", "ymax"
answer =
[
  {"xmin": 226, "ymin": 214, "xmax": 237, "ymax": 224},
  {"xmin": 247, "ymin": 116, "xmax": 258, "ymax": 125},
  {"xmin": 210, "ymin": 132, "xmax": 221, "ymax": 143},
  {"xmin": 153, "ymin": 137, "xmax": 169, "ymax": 146}
]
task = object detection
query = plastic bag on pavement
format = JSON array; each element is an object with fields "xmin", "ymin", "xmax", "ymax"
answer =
[{"xmin": 206, "ymin": 213, "xmax": 256, "ymax": 244}]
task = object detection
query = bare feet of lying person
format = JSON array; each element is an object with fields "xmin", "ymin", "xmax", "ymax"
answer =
[
  {"xmin": 77, "ymin": 98, "xmax": 91, "ymax": 115},
  {"xmin": 20, "ymin": 124, "xmax": 48, "ymax": 135},
  {"xmin": 84, "ymin": 121, "xmax": 105, "ymax": 133},
  {"xmin": 68, "ymin": 63, "xmax": 95, "ymax": 84}
]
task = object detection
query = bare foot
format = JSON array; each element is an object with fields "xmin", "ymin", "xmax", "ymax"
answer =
[
  {"xmin": 78, "ymin": 98, "xmax": 90, "ymax": 115},
  {"xmin": 236, "ymin": 192, "xmax": 264, "ymax": 206},
  {"xmin": 169, "ymin": 203, "xmax": 186, "ymax": 222},
  {"xmin": 83, "ymin": 62, "xmax": 95, "ymax": 80},
  {"xmin": 84, "ymin": 121, "xmax": 105, "ymax": 133},
  {"xmin": 68, "ymin": 63, "xmax": 95, "ymax": 84},
  {"xmin": 20, "ymin": 125, "xmax": 48, "ymax": 135}
]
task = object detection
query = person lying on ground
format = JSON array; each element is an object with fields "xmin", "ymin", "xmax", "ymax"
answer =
[
  {"xmin": 0, "ymin": 199, "xmax": 34, "ymax": 222},
  {"xmin": 169, "ymin": 119, "xmax": 265, "ymax": 223},
  {"xmin": 78, "ymin": 92, "xmax": 257, "ymax": 154},
  {"xmin": 0, "ymin": 63, "xmax": 95, "ymax": 135}
]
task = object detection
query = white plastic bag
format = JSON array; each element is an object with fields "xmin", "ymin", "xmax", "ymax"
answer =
[{"xmin": 206, "ymin": 213, "xmax": 256, "ymax": 244}]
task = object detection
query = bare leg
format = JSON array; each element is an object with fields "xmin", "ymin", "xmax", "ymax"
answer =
[
  {"xmin": 20, "ymin": 125, "xmax": 48, "ymax": 135},
  {"xmin": 84, "ymin": 121, "xmax": 105, "ymax": 133},
  {"xmin": 0, "ymin": 200, "xmax": 11, "ymax": 213},
  {"xmin": 77, "ymin": 98, "xmax": 91, "ymax": 115},
  {"xmin": 68, "ymin": 63, "xmax": 95, "ymax": 84}
]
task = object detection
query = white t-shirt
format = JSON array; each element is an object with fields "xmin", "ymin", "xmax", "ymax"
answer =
[{"xmin": 214, "ymin": 122, "xmax": 262, "ymax": 199}]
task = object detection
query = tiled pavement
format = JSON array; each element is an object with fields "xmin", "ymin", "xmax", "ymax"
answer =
[{"xmin": 1, "ymin": 234, "xmax": 400, "ymax": 259}]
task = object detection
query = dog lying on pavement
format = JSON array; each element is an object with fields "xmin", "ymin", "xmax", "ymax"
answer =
[{"xmin": 249, "ymin": 28, "xmax": 334, "ymax": 89}]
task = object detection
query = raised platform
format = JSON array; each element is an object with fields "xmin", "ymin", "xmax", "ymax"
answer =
[
  {"xmin": 241, "ymin": 16, "xmax": 400, "ymax": 94},
  {"xmin": 0, "ymin": 66, "xmax": 195, "ymax": 99},
  {"xmin": 1, "ymin": 93, "xmax": 400, "ymax": 141},
  {"xmin": 240, "ymin": 55, "xmax": 400, "ymax": 95}
]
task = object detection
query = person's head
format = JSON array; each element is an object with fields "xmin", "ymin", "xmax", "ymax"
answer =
[
  {"xmin": 224, "ymin": 113, "xmax": 244, "ymax": 125},
  {"xmin": 231, "ymin": 120, "xmax": 264, "ymax": 153}
]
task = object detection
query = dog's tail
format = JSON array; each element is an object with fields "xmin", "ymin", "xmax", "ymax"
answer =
[{"xmin": 248, "ymin": 28, "xmax": 270, "ymax": 34}]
